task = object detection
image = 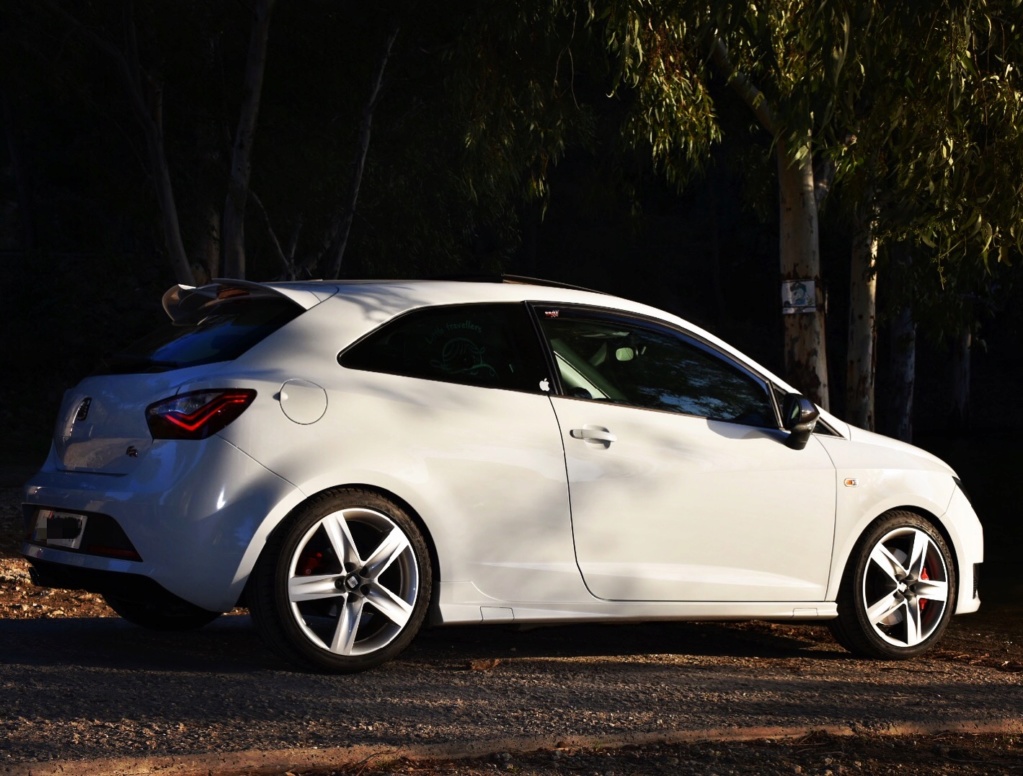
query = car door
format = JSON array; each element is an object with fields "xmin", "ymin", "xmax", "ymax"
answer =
[
  {"xmin": 534, "ymin": 305, "xmax": 837, "ymax": 602},
  {"xmin": 335, "ymin": 301, "xmax": 582, "ymax": 606}
]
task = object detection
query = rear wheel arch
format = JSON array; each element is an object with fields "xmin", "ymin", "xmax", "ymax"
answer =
[
  {"xmin": 246, "ymin": 485, "xmax": 440, "ymax": 672},
  {"xmin": 246, "ymin": 484, "xmax": 443, "ymax": 600},
  {"xmin": 310, "ymin": 485, "xmax": 437, "ymax": 582}
]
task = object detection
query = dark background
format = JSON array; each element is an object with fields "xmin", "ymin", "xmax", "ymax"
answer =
[{"xmin": 1, "ymin": 3, "xmax": 1020, "ymax": 589}]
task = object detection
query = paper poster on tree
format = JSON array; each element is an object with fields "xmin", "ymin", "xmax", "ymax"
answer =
[{"xmin": 782, "ymin": 280, "xmax": 816, "ymax": 314}]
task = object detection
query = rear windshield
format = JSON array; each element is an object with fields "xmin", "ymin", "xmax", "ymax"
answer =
[{"xmin": 96, "ymin": 297, "xmax": 301, "ymax": 375}]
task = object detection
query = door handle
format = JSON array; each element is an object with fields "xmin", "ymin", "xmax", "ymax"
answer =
[{"xmin": 569, "ymin": 426, "xmax": 617, "ymax": 445}]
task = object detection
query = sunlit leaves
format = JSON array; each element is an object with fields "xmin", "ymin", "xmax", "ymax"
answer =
[{"xmin": 838, "ymin": 0, "xmax": 1023, "ymax": 276}]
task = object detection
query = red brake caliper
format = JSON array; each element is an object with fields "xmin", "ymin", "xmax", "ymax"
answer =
[
  {"xmin": 300, "ymin": 551, "xmax": 324, "ymax": 576},
  {"xmin": 919, "ymin": 565, "xmax": 929, "ymax": 611}
]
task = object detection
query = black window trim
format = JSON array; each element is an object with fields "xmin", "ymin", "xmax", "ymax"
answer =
[{"xmin": 337, "ymin": 301, "xmax": 557, "ymax": 395}]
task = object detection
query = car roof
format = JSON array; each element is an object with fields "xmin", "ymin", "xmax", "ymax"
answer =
[
  {"xmin": 265, "ymin": 275, "xmax": 608, "ymax": 301},
  {"xmin": 168, "ymin": 277, "xmax": 619, "ymax": 318},
  {"xmin": 163, "ymin": 276, "xmax": 848, "ymax": 435},
  {"xmin": 168, "ymin": 275, "xmax": 745, "ymax": 367}
]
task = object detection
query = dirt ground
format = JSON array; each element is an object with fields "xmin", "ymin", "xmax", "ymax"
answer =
[
  {"xmin": 4, "ymin": 480, "xmax": 1022, "ymax": 775},
  {"xmin": 307, "ymin": 732, "xmax": 1023, "ymax": 775}
]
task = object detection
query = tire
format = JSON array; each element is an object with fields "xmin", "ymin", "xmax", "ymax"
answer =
[
  {"xmin": 829, "ymin": 511, "xmax": 956, "ymax": 659},
  {"xmin": 103, "ymin": 594, "xmax": 221, "ymax": 631},
  {"xmin": 249, "ymin": 489, "xmax": 432, "ymax": 673}
]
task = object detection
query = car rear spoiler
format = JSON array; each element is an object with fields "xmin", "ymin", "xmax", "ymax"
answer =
[{"xmin": 161, "ymin": 280, "xmax": 334, "ymax": 324}]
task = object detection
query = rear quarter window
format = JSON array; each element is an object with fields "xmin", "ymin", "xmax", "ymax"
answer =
[
  {"xmin": 96, "ymin": 297, "xmax": 301, "ymax": 374},
  {"xmin": 339, "ymin": 303, "xmax": 548, "ymax": 393}
]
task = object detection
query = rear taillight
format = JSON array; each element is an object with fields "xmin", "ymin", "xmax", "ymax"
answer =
[{"xmin": 146, "ymin": 389, "xmax": 256, "ymax": 440}]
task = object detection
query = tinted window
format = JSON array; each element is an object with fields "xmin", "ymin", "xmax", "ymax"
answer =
[
  {"xmin": 536, "ymin": 309, "xmax": 775, "ymax": 427},
  {"xmin": 340, "ymin": 304, "xmax": 549, "ymax": 393},
  {"xmin": 97, "ymin": 297, "xmax": 301, "ymax": 375}
]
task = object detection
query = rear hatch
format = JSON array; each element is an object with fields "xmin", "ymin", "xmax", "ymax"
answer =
[
  {"xmin": 53, "ymin": 282, "xmax": 311, "ymax": 475},
  {"xmin": 54, "ymin": 377, "xmax": 178, "ymax": 475}
]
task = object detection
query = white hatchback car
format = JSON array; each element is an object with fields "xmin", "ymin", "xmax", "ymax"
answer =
[{"xmin": 22, "ymin": 278, "xmax": 983, "ymax": 672}]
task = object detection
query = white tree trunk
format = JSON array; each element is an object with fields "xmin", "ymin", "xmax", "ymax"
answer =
[
  {"xmin": 222, "ymin": 0, "xmax": 276, "ymax": 280},
  {"xmin": 41, "ymin": 2, "xmax": 194, "ymax": 285},
  {"xmin": 949, "ymin": 326, "xmax": 971, "ymax": 430},
  {"xmin": 149, "ymin": 121, "xmax": 194, "ymax": 286},
  {"xmin": 888, "ymin": 306, "xmax": 916, "ymax": 443},
  {"xmin": 125, "ymin": 10, "xmax": 193, "ymax": 286},
  {"xmin": 846, "ymin": 215, "xmax": 878, "ymax": 429},
  {"xmin": 709, "ymin": 39, "xmax": 829, "ymax": 408},
  {"xmin": 325, "ymin": 23, "xmax": 400, "ymax": 278},
  {"xmin": 777, "ymin": 134, "xmax": 830, "ymax": 409},
  {"xmin": 192, "ymin": 202, "xmax": 219, "ymax": 285}
]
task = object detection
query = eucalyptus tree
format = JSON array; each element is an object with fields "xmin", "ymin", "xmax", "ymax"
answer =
[
  {"xmin": 587, "ymin": 0, "xmax": 856, "ymax": 408},
  {"xmin": 25, "ymin": 0, "xmax": 198, "ymax": 285},
  {"xmin": 834, "ymin": 0, "xmax": 1023, "ymax": 431},
  {"xmin": 9, "ymin": 0, "xmax": 281, "ymax": 285},
  {"xmin": 221, "ymin": 0, "xmax": 276, "ymax": 280},
  {"xmin": 445, "ymin": 3, "xmax": 599, "ymax": 249},
  {"xmin": 587, "ymin": 0, "xmax": 1023, "ymax": 424},
  {"xmin": 269, "ymin": 0, "xmax": 596, "ymax": 279}
]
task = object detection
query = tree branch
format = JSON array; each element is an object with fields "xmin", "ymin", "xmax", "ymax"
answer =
[
  {"xmin": 708, "ymin": 35, "xmax": 776, "ymax": 136},
  {"xmin": 249, "ymin": 189, "xmax": 292, "ymax": 279},
  {"xmin": 325, "ymin": 21, "xmax": 401, "ymax": 278},
  {"xmin": 222, "ymin": 0, "xmax": 276, "ymax": 279}
]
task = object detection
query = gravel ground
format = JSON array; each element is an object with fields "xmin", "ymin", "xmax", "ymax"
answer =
[{"xmin": 3, "ymin": 479, "xmax": 1023, "ymax": 776}]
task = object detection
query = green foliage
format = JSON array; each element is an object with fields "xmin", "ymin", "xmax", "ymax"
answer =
[
  {"xmin": 833, "ymin": 0, "xmax": 1023, "ymax": 269},
  {"xmin": 7, "ymin": 0, "xmax": 1023, "ymax": 297},
  {"xmin": 593, "ymin": 1, "xmax": 719, "ymax": 184},
  {"xmin": 445, "ymin": 3, "xmax": 597, "ymax": 218}
]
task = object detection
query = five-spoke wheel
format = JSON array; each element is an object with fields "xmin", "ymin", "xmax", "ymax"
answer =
[
  {"xmin": 830, "ymin": 511, "xmax": 955, "ymax": 659},
  {"xmin": 250, "ymin": 489, "xmax": 431, "ymax": 672}
]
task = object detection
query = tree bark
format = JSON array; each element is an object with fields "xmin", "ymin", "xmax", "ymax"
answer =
[
  {"xmin": 887, "ymin": 305, "xmax": 916, "ymax": 443},
  {"xmin": 949, "ymin": 326, "xmax": 971, "ymax": 431},
  {"xmin": 147, "ymin": 107, "xmax": 194, "ymax": 286},
  {"xmin": 123, "ymin": 13, "xmax": 193, "ymax": 286},
  {"xmin": 777, "ymin": 134, "xmax": 830, "ymax": 409},
  {"xmin": 42, "ymin": 0, "xmax": 194, "ymax": 284},
  {"xmin": 222, "ymin": 0, "xmax": 276, "ymax": 280},
  {"xmin": 711, "ymin": 36, "xmax": 829, "ymax": 408},
  {"xmin": 249, "ymin": 189, "xmax": 292, "ymax": 279},
  {"xmin": 325, "ymin": 22, "xmax": 400, "ymax": 278},
  {"xmin": 192, "ymin": 202, "xmax": 219, "ymax": 285},
  {"xmin": 846, "ymin": 212, "xmax": 878, "ymax": 429}
]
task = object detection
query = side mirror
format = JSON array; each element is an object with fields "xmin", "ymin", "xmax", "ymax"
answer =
[{"xmin": 782, "ymin": 393, "xmax": 819, "ymax": 450}]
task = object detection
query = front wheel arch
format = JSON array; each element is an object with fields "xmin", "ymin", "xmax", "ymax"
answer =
[
  {"xmin": 829, "ymin": 509, "xmax": 957, "ymax": 659},
  {"xmin": 830, "ymin": 506, "xmax": 959, "ymax": 607}
]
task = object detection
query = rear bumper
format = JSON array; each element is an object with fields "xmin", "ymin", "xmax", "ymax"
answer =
[
  {"xmin": 25, "ymin": 556, "xmax": 195, "ymax": 608},
  {"xmin": 21, "ymin": 436, "xmax": 300, "ymax": 611}
]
